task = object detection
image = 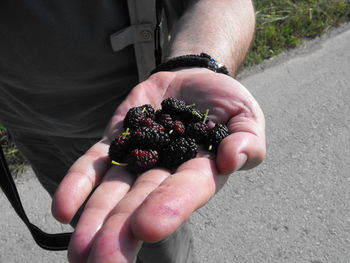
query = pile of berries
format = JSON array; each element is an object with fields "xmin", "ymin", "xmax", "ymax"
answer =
[{"xmin": 109, "ymin": 98, "xmax": 229, "ymax": 173}]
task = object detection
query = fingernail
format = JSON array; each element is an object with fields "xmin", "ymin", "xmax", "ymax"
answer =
[{"xmin": 236, "ymin": 153, "xmax": 248, "ymax": 171}]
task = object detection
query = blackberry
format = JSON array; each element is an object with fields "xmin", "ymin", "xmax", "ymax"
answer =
[
  {"xmin": 108, "ymin": 135, "xmax": 131, "ymax": 162},
  {"xmin": 123, "ymin": 104, "xmax": 155, "ymax": 129},
  {"xmin": 186, "ymin": 122, "xmax": 209, "ymax": 143},
  {"xmin": 206, "ymin": 124, "xmax": 229, "ymax": 151},
  {"xmin": 161, "ymin": 98, "xmax": 189, "ymax": 116},
  {"xmin": 127, "ymin": 149, "xmax": 158, "ymax": 173},
  {"xmin": 131, "ymin": 127, "xmax": 170, "ymax": 149},
  {"xmin": 160, "ymin": 137, "xmax": 198, "ymax": 168}
]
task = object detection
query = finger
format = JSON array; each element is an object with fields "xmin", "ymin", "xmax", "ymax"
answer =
[
  {"xmin": 68, "ymin": 165, "xmax": 134, "ymax": 263},
  {"xmin": 52, "ymin": 140, "xmax": 111, "ymax": 223},
  {"xmin": 87, "ymin": 168, "xmax": 171, "ymax": 263},
  {"xmin": 215, "ymin": 90, "xmax": 266, "ymax": 174},
  {"xmin": 216, "ymin": 131, "xmax": 265, "ymax": 175},
  {"xmin": 131, "ymin": 157, "xmax": 228, "ymax": 243}
]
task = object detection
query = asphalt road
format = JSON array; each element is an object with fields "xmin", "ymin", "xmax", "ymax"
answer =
[{"xmin": 1, "ymin": 24, "xmax": 350, "ymax": 263}]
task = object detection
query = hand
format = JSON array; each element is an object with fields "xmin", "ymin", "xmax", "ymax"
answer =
[{"xmin": 51, "ymin": 68, "xmax": 266, "ymax": 263}]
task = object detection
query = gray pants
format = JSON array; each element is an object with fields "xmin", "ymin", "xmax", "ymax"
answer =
[{"xmin": 10, "ymin": 129, "xmax": 196, "ymax": 263}]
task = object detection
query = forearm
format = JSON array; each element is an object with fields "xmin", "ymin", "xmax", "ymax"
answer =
[{"xmin": 167, "ymin": 0, "xmax": 256, "ymax": 76}]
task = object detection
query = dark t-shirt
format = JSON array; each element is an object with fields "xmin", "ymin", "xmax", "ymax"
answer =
[{"xmin": 0, "ymin": 0, "xmax": 139, "ymax": 137}]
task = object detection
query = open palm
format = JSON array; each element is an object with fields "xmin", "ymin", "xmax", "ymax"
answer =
[{"xmin": 51, "ymin": 68, "xmax": 266, "ymax": 263}]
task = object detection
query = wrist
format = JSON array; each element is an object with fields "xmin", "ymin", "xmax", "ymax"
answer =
[
  {"xmin": 168, "ymin": 67, "xmax": 215, "ymax": 74},
  {"xmin": 150, "ymin": 53, "xmax": 230, "ymax": 76}
]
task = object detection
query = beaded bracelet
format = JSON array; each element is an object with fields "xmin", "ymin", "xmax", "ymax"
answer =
[{"xmin": 150, "ymin": 53, "xmax": 229, "ymax": 75}]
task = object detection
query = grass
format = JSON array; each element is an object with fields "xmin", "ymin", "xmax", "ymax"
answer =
[
  {"xmin": 0, "ymin": 125, "xmax": 28, "ymax": 177},
  {"xmin": 246, "ymin": 0, "xmax": 350, "ymax": 66},
  {"xmin": 1, "ymin": 0, "xmax": 350, "ymax": 175}
]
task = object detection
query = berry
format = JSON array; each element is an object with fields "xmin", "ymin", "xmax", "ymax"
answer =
[
  {"xmin": 155, "ymin": 112, "xmax": 185, "ymax": 137},
  {"xmin": 123, "ymin": 107, "xmax": 143, "ymax": 129},
  {"xmin": 108, "ymin": 135, "xmax": 131, "ymax": 162},
  {"xmin": 139, "ymin": 117, "xmax": 155, "ymax": 128},
  {"xmin": 186, "ymin": 122, "xmax": 209, "ymax": 143},
  {"xmin": 140, "ymin": 104, "xmax": 156, "ymax": 118},
  {"xmin": 160, "ymin": 98, "xmax": 207, "ymax": 124},
  {"xmin": 127, "ymin": 149, "xmax": 158, "ymax": 173},
  {"xmin": 160, "ymin": 137, "xmax": 198, "ymax": 168},
  {"xmin": 123, "ymin": 104, "xmax": 155, "ymax": 129},
  {"xmin": 110, "ymin": 98, "xmax": 227, "ymax": 173},
  {"xmin": 169, "ymin": 120, "xmax": 186, "ymax": 138},
  {"xmin": 139, "ymin": 117, "xmax": 165, "ymax": 132},
  {"xmin": 181, "ymin": 108, "xmax": 206, "ymax": 124},
  {"xmin": 131, "ymin": 127, "xmax": 170, "ymax": 149},
  {"xmin": 155, "ymin": 111, "xmax": 174, "ymax": 130},
  {"xmin": 161, "ymin": 98, "xmax": 189, "ymax": 116},
  {"xmin": 155, "ymin": 109, "xmax": 165, "ymax": 121},
  {"xmin": 206, "ymin": 124, "xmax": 229, "ymax": 151}
]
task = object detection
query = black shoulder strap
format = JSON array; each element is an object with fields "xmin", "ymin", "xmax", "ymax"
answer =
[{"xmin": 0, "ymin": 144, "xmax": 72, "ymax": 250}]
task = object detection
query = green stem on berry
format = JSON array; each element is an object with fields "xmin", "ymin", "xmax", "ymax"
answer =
[
  {"xmin": 169, "ymin": 130, "xmax": 174, "ymax": 134},
  {"xmin": 141, "ymin": 107, "xmax": 146, "ymax": 113},
  {"xmin": 111, "ymin": 160, "xmax": 128, "ymax": 166},
  {"xmin": 122, "ymin": 128, "xmax": 130, "ymax": 136},
  {"xmin": 203, "ymin": 109, "xmax": 209, "ymax": 123},
  {"xmin": 208, "ymin": 145, "xmax": 213, "ymax": 151},
  {"xmin": 186, "ymin": 103, "xmax": 196, "ymax": 108},
  {"xmin": 192, "ymin": 110, "xmax": 202, "ymax": 118}
]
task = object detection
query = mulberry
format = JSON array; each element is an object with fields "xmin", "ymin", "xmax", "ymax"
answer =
[
  {"xmin": 155, "ymin": 111, "xmax": 174, "ymax": 130},
  {"xmin": 123, "ymin": 104, "xmax": 155, "ymax": 129},
  {"xmin": 108, "ymin": 135, "xmax": 131, "ymax": 162},
  {"xmin": 161, "ymin": 98, "xmax": 189, "ymax": 116},
  {"xmin": 110, "ymin": 98, "xmax": 228, "ymax": 173},
  {"xmin": 131, "ymin": 127, "xmax": 170, "ymax": 149},
  {"xmin": 206, "ymin": 124, "xmax": 229, "ymax": 151},
  {"xmin": 181, "ymin": 108, "xmax": 205, "ymax": 124},
  {"xmin": 140, "ymin": 104, "xmax": 156, "ymax": 118},
  {"xmin": 139, "ymin": 117, "xmax": 165, "ymax": 132},
  {"xmin": 186, "ymin": 122, "xmax": 209, "ymax": 143},
  {"xmin": 127, "ymin": 149, "xmax": 158, "ymax": 173},
  {"xmin": 160, "ymin": 137, "xmax": 198, "ymax": 168},
  {"xmin": 169, "ymin": 120, "xmax": 186, "ymax": 138}
]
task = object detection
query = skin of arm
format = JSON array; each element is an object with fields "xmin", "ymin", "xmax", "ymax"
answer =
[{"xmin": 167, "ymin": 0, "xmax": 256, "ymax": 75}]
